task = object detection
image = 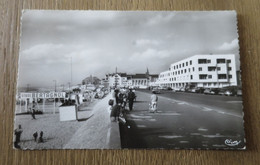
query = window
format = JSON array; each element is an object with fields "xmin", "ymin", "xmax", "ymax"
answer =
[
  {"xmin": 174, "ymin": 66, "xmax": 175, "ymax": 69},
  {"xmin": 217, "ymin": 59, "xmax": 226, "ymax": 63},
  {"xmin": 227, "ymin": 59, "xmax": 231, "ymax": 63},
  {"xmin": 184, "ymin": 69, "xmax": 186, "ymax": 73},
  {"xmin": 186, "ymin": 62, "xmax": 188, "ymax": 66},
  {"xmin": 229, "ymin": 75, "xmax": 232, "ymax": 78},
  {"xmin": 176, "ymin": 65, "xmax": 178, "ymax": 69},
  {"xmin": 190, "ymin": 75, "xmax": 193, "ymax": 79},
  {"xmin": 193, "ymin": 67, "xmax": 195, "ymax": 71},
  {"xmin": 178, "ymin": 71, "xmax": 180, "ymax": 74},
  {"xmin": 198, "ymin": 59, "xmax": 207, "ymax": 64},
  {"xmin": 218, "ymin": 74, "xmax": 227, "ymax": 79},
  {"xmin": 208, "ymin": 67, "xmax": 216, "ymax": 71},
  {"xmin": 190, "ymin": 60, "xmax": 192, "ymax": 65},
  {"xmin": 181, "ymin": 70, "xmax": 183, "ymax": 74},
  {"xmin": 199, "ymin": 67, "xmax": 202, "ymax": 71},
  {"xmin": 188, "ymin": 68, "xmax": 190, "ymax": 72},
  {"xmin": 208, "ymin": 75, "xmax": 212, "ymax": 79},
  {"xmin": 175, "ymin": 71, "xmax": 177, "ymax": 75},
  {"xmin": 179, "ymin": 64, "xmax": 181, "ymax": 68},
  {"xmin": 207, "ymin": 59, "xmax": 211, "ymax": 63},
  {"xmin": 199, "ymin": 74, "xmax": 207, "ymax": 79},
  {"xmin": 217, "ymin": 67, "xmax": 221, "ymax": 71},
  {"xmin": 172, "ymin": 72, "xmax": 174, "ymax": 75},
  {"xmin": 182, "ymin": 63, "xmax": 184, "ymax": 67},
  {"xmin": 228, "ymin": 67, "xmax": 232, "ymax": 71}
]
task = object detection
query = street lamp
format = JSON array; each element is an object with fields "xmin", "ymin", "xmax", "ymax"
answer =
[{"xmin": 53, "ymin": 80, "xmax": 57, "ymax": 92}]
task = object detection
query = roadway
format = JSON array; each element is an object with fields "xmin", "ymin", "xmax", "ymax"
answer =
[{"xmin": 119, "ymin": 90, "xmax": 245, "ymax": 149}]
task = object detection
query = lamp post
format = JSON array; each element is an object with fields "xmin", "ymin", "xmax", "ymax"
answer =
[{"xmin": 53, "ymin": 80, "xmax": 57, "ymax": 92}]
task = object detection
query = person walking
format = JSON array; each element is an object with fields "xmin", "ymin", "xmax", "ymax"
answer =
[
  {"xmin": 127, "ymin": 89, "xmax": 136, "ymax": 111},
  {"xmin": 38, "ymin": 131, "xmax": 44, "ymax": 143},
  {"xmin": 31, "ymin": 108, "xmax": 36, "ymax": 119},
  {"xmin": 150, "ymin": 93, "xmax": 158, "ymax": 113},
  {"xmin": 14, "ymin": 125, "xmax": 23, "ymax": 148},
  {"xmin": 110, "ymin": 103, "xmax": 121, "ymax": 122},
  {"xmin": 33, "ymin": 132, "xmax": 38, "ymax": 142}
]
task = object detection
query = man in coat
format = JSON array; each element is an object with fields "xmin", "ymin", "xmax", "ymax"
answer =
[{"xmin": 127, "ymin": 89, "xmax": 136, "ymax": 111}]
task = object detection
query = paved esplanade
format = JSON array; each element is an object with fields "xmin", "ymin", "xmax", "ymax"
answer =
[
  {"xmin": 120, "ymin": 90, "xmax": 245, "ymax": 149},
  {"xmin": 64, "ymin": 93, "xmax": 120, "ymax": 149}
]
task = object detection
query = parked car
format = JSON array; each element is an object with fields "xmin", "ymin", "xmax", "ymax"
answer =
[
  {"xmin": 236, "ymin": 89, "xmax": 242, "ymax": 96},
  {"xmin": 180, "ymin": 87, "xmax": 185, "ymax": 92},
  {"xmin": 195, "ymin": 87, "xmax": 205, "ymax": 93},
  {"xmin": 172, "ymin": 87, "xmax": 182, "ymax": 92},
  {"xmin": 224, "ymin": 90, "xmax": 234, "ymax": 96},
  {"xmin": 152, "ymin": 88, "xmax": 161, "ymax": 94},
  {"xmin": 191, "ymin": 88, "xmax": 196, "ymax": 93},
  {"xmin": 204, "ymin": 88, "xmax": 219, "ymax": 95},
  {"xmin": 218, "ymin": 89, "xmax": 226, "ymax": 96},
  {"xmin": 203, "ymin": 88, "xmax": 211, "ymax": 95}
]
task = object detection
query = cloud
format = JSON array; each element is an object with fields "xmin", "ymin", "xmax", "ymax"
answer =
[
  {"xmin": 146, "ymin": 13, "xmax": 176, "ymax": 26},
  {"xmin": 131, "ymin": 48, "xmax": 171, "ymax": 60},
  {"xmin": 134, "ymin": 39, "xmax": 160, "ymax": 47},
  {"xmin": 218, "ymin": 38, "xmax": 238, "ymax": 51}
]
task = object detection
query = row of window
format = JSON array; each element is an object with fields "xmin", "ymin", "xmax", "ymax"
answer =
[
  {"xmin": 160, "ymin": 74, "xmax": 233, "ymax": 82},
  {"xmin": 198, "ymin": 59, "xmax": 232, "ymax": 64},
  {"xmin": 160, "ymin": 66, "xmax": 233, "ymax": 78},
  {"xmin": 171, "ymin": 59, "xmax": 232, "ymax": 71},
  {"xmin": 199, "ymin": 74, "xmax": 232, "ymax": 80},
  {"xmin": 199, "ymin": 66, "xmax": 232, "ymax": 72},
  {"xmin": 172, "ymin": 60, "xmax": 193, "ymax": 70}
]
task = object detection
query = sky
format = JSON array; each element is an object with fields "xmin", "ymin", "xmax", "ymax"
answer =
[{"xmin": 18, "ymin": 10, "xmax": 240, "ymax": 88}]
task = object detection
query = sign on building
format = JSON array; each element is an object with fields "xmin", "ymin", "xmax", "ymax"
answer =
[{"xmin": 20, "ymin": 92, "xmax": 66, "ymax": 99}]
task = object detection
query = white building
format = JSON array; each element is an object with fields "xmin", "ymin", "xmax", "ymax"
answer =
[
  {"xmin": 106, "ymin": 69, "xmax": 159, "ymax": 88},
  {"xmin": 157, "ymin": 54, "xmax": 237, "ymax": 89},
  {"xmin": 106, "ymin": 73, "xmax": 128, "ymax": 87}
]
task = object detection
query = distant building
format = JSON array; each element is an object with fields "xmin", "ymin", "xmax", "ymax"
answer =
[
  {"xmin": 106, "ymin": 73, "xmax": 128, "ymax": 87},
  {"xmin": 157, "ymin": 54, "xmax": 237, "ymax": 88},
  {"xmin": 82, "ymin": 75, "xmax": 101, "ymax": 85},
  {"xmin": 105, "ymin": 69, "xmax": 158, "ymax": 88}
]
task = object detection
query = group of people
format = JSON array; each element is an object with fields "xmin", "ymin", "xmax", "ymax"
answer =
[
  {"xmin": 110, "ymin": 88, "xmax": 136, "ymax": 122},
  {"xmin": 14, "ymin": 124, "xmax": 45, "ymax": 149},
  {"xmin": 109, "ymin": 87, "xmax": 159, "ymax": 122}
]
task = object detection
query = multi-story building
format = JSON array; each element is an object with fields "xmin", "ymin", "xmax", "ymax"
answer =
[
  {"xmin": 157, "ymin": 54, "xmax": 237, "ymax": 89},
  {"xmin": 105, "ymin": 69, "xmax": 159, "ymax": 88}
]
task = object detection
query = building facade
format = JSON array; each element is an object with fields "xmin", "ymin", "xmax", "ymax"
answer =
[
  {"xmin": 157, "ymin": 54, "xmax": 237, "ymax": 89},
  {"xmin": 106, "ymin": 69, "xmax": 158, "ymax": 88}
]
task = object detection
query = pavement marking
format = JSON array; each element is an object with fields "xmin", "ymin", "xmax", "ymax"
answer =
[
  {"xmin": 212, "ymin": 144, "xmax": 226, "ymax": 147},
  {"xmin": 190, "ymin": 133, "xmax": 201, "ymax": 136},
  {"xmin": 137, "ymin": 125, "xmax": 146, "ymax": 128},
  {"xmin": 202, "ymin": 134, "xmax": 226, "ymax": 138},
  {"xmin": 147, "ymin": 118, "xmax": 156, "ymax": 122},
  {"xmin": 129, "ymin": 114, "xmax": 152, "ymax": 119},
  {"xmin": 226, "ymin": 101, "xmax": 243, "ymax": 103},
  {"xmin": 198, "ymin": 128, "xmax": 208, "ymax": 132},
  {"xmin": 179, "ymin": 141, "xmax": 189, "ymax": 143},
  {"xmin": 132, "ymin": 118, "xmax": 143, "ymax": 121},
  {"xmin": 155, "ymin": 112, "xmax": 181, "ymax": 116},
  {"xmin": 159, "ymin": 135, "xmax": 183, "ymax": 139},
  {"xmin": 202, "ymin": 107, "xmax": 213, "ymax": 111}
]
